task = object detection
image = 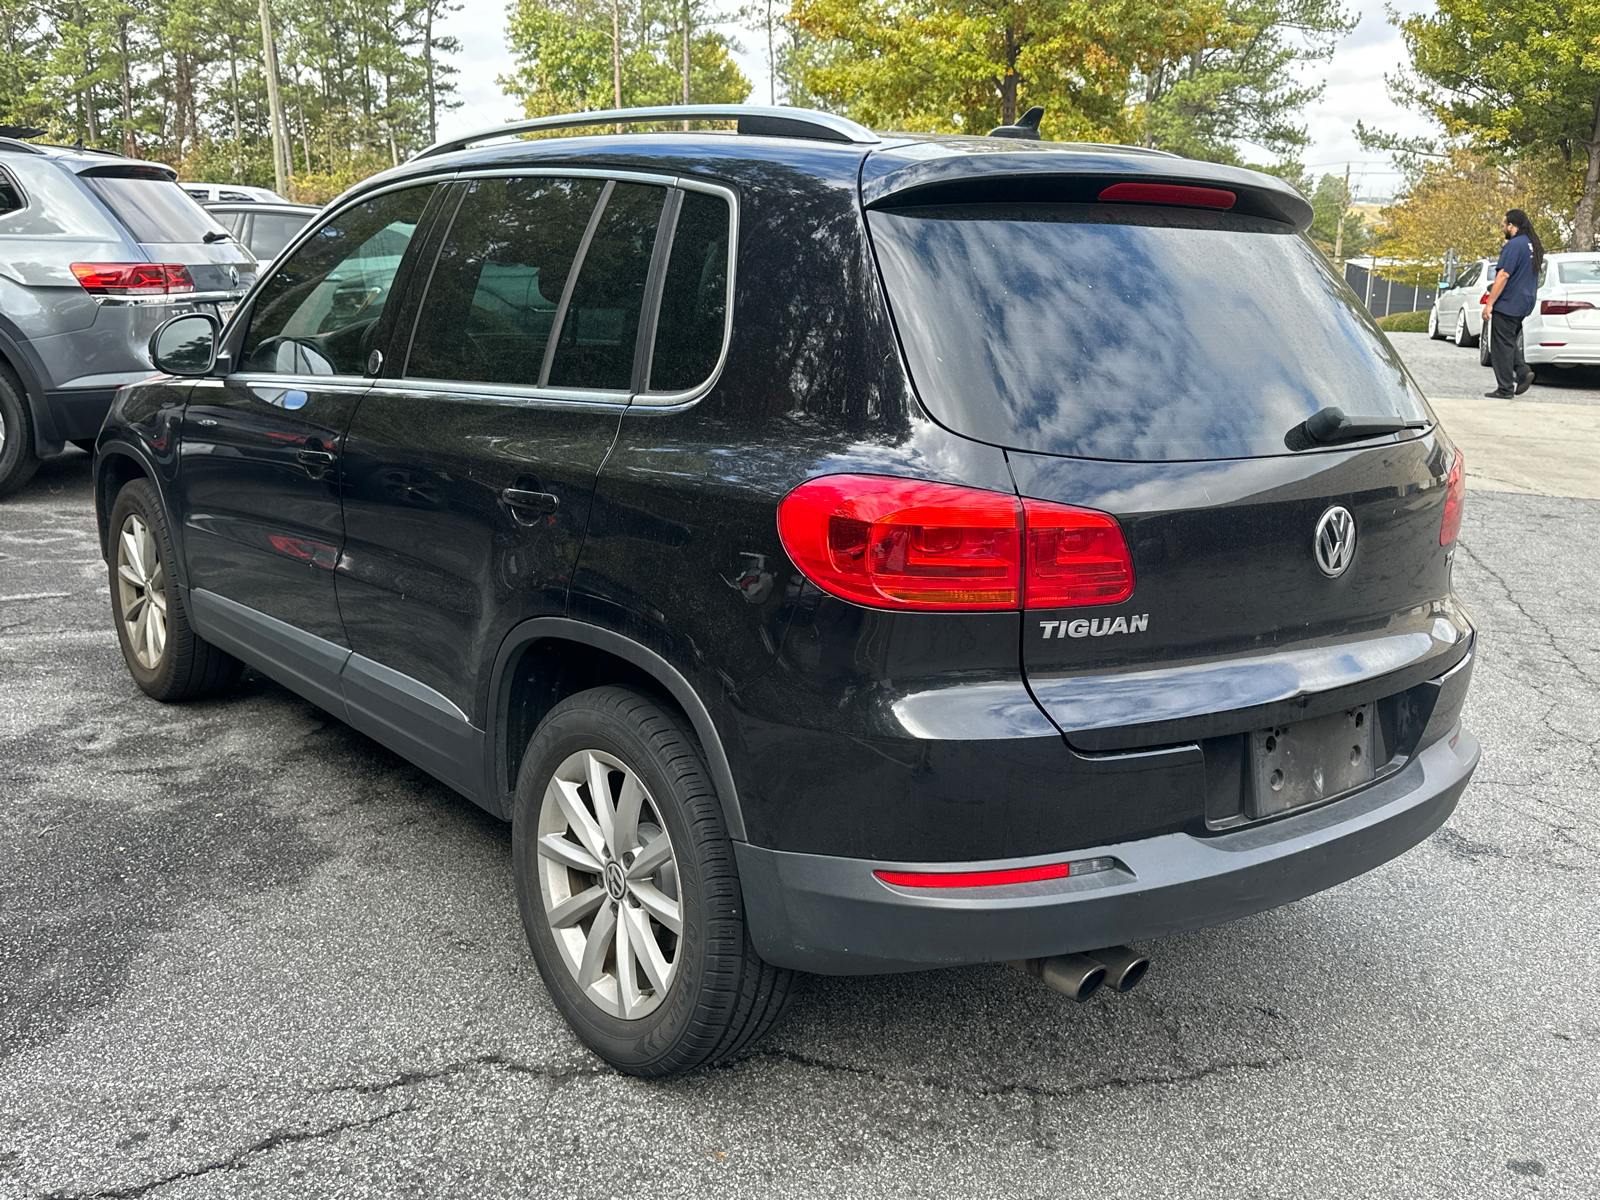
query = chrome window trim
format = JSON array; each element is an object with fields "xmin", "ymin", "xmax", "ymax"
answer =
[
  {"xmin": 363, "ymin": 378, "xmax": 631, "ymax": 412},
  {"xmin": 203, "ymin": 372, "xmax": 375, "ymax": 394},
  {"xmin": 0, "ymin": 164, "xmax": 27, "ymax": 216}
]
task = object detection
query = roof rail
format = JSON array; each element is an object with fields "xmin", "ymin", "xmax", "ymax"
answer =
[
  {"xmin": 417, "ymin": 105, "xmax": 880, "ymax": 159},
  {"xmin": 0, "ymin": 137, "xmax": 44, "ymax": 155}
]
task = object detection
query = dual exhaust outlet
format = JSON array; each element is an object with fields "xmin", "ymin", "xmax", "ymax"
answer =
[{"xmin": 1010, "ymin": 946, "xmax": 1150, "ymax": 1002}]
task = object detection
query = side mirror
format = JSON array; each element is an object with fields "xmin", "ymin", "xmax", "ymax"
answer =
[{"xmin": 149, "ymin": 312, "xmax": 221, "ymax": 376}]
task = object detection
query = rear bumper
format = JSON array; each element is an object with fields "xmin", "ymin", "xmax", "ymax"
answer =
[
  {"xmin": 39, "ymin": 386, "xmax": 119, "ymax": 443},
  {"xmin": 736, "ymin": 724, "xmax": 1479, "ymax": 974}
]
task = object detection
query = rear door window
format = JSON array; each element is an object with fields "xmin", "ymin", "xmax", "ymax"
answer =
[
  {"xmin": 406, "ymin": 176, "xmax": 607, "ymax": 387},
  {"xmin": 546, "ymin": 182, "xmax": 666, "ymax": 391},
  {"xmin": 647, "ymin": 189, "xmax": 731, "ymax": 393},
  {"xmin": 81, "ymin": 170, "xmax": 227, "ymax": 244},
  {"xmin": 868, "ymin": 202, "xmax": 1429, "ymax": 461},
  {"xmin": 249, "ymin": 212, "xmax": 311, "ymax": 260},
  {"xmin": 241, "ymin": 185, "xmax": 434, "ymax": 377}
]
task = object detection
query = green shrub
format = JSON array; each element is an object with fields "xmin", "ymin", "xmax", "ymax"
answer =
[{"xmin": 1377, "ymin": 309, "xmax": 1432, "ymax": 332}]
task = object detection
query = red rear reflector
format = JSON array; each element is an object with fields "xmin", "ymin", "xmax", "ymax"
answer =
[
  {"xmin": 1539, "ymin": 342, "xmax": 1567, "ymax": 347},
  {"xmin": 777, "ymin": 475, "xmax": 1134, "ymax": 612},
  {"xmin": 875, "ymin": 862, "xmax": 1073, "ymax": 888},
  {"xmin": 1440, "ymin": 448, "xmax": 1464, "ymax": 546},
  {"xmin": 1541, "ymin": 299, "xmax": 1595, "ymax": 315},
  {"xmin": 71, "ymin": 262, "xmax": 195, "ymax": 295},
  {"xmin": 1098, "ymin": 182, "xmax": 1236, "ymax": 209}
]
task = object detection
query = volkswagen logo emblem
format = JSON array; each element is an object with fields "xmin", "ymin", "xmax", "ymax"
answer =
[
  {"xmin": 1315, "ymin": 506, "xmax": 1357, "ymax": 577},
  {"xmin": 604, "ymin": 860, "xmax": 627, "ymax": 901}
]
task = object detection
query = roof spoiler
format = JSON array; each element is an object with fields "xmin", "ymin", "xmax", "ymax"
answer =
[{"xmin": 861, "ymin": 150, "xmax": 1313, "ymax": 232}]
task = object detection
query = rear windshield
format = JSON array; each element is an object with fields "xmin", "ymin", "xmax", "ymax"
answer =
[
  {"xmin": 868, "ymin": 203, "xmax": 1429, "ymax": 461},
  {"xmin": 83, "ymin": 174, "xmax": 226, "ymax": 244},
  {"xmin": 1557, "ymin": 261, "xmax": 1600, "ymax": 285}
]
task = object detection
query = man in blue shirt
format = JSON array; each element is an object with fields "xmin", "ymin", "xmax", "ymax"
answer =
[{"xmin": 1481, "ymin": 209, "xmax": 1543, "ymax": 397}]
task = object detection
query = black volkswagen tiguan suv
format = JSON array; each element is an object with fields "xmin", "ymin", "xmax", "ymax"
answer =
[{"xmin": 95, "ymin": 105, "xmax": 1478, "ymax": 1076}]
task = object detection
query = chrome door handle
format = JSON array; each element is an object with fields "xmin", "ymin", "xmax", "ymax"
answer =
[
  {"xmin": 297, "ymin": 446, "xmax": 337, "ymax": 466},
  {"xmin": 500, "ymin": 488, "xmax": 559, "ymax": 525}
]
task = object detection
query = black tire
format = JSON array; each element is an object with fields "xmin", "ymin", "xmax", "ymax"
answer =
[
  {"xmin": 0, "ymin": 366, "xmax": 39, "ymax": 497},
  {"xmin": 512, "ymin": 685, "xmax": 794, "ymax": 1076},
  {"xmin": 107, "ymin": 478, "xmax": 243, "ymax": 701},
  {"xmin": 1480, "ymin": 326, "xmax": 1493, "ymax": 367}
]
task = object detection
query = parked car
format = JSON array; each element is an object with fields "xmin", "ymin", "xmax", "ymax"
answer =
[
  {"xmin": 1514, "ymin": 251, "xmax": 1600, "ymax": 371},
  {"xmin": 181, "ymin": 182, "xmax": 286, "ymax": 204},
  {"xmin": 204, "ymin": 201, "xmax": 319, "ymax": 264},
  {"xmin": 1428, "ymin": 257, "xmax": 1495, "ymax": 346},
  {"xmin": 95, "ymin": 105, "xmax": 1478, "ymax": 1077},
  {"xmin": 0, "ymin": 139, "xmax": 258, "ymax": 494}
]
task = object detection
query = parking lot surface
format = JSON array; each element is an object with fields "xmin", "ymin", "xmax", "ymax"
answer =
[{"xmin": 3, "ymin": 343, "xmax": 1598, "ymax": 1196}]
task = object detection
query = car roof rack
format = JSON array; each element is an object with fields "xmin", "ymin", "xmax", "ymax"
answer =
[{"xmin": 417, "ymin": 105, "xmax": 880, "ymax": 159}]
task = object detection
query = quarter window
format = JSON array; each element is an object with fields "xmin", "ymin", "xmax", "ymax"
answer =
[
  {"xmin": 241, "ymin": 185, "xmax": 434, "ymax": 377},
  {"xmin": 0, "ymin": 169, "xmax": 22, "ymax": 216},
  {"xmin": 406, "ymin": 176, "xmax": 606, "ymax": 388},
  {"xmin": 648, "ymin": 189, "xmax": 730, "ymax": 392},
  {"xmin": 546, "ymin": 182, "xmax": 666, "ymax": 391}
]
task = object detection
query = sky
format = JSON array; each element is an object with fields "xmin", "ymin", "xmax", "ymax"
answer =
[{"xmin": 434, "ymin": 0, "xmax": 1440, "ymax": 204}]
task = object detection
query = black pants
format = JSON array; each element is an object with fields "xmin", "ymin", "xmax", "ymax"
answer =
[{"xmin": 1491, "ymin": 310, "xmax": 1528, "ymax": 394}]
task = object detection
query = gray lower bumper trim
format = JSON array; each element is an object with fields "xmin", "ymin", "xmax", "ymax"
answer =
[{"xmin": 735, "ymin": 727, "xmax": 1479, "ymax": 974}]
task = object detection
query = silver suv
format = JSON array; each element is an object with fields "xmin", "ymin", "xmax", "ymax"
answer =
[{"xmin": 0, "ymin": 139, "xmax": 258, "ymax": 494}]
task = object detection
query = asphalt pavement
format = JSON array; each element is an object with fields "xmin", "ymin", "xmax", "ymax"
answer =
[{"xmin": 2, "ymin": 348, "xmax": 1598, "ymax": 1198}]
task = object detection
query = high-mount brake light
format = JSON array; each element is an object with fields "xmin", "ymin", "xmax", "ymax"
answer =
[
  {"xmin": 1097, "ymin": 182, "xmax": 1236, "ymax": 210},
  {"xmin": 71, "ymin": 262, "xmax": 195, "ymax": 296},
  {"xmin": 776, "ymin": 475, "xmax": 1134, "ymax": 612},
  {"xmin": 1541, "ymin": 299, "xmax": 1596, "ymax": 315},
  {"xmin": 1440, "ymin": 448, "xmax": 1465, "ymax": 546}
]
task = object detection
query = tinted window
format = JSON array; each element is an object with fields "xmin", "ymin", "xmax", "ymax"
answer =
[
  {"xmin": 869, "ymin": 203, "xmax": 1429, "ymax": 462},
  {"xmin": 1557, "ymin": 260, "xmax": 1600, "ymax": 285},
  {"xmin": 242, "ymin": 185, "xmax": 433, "ymax": 377},
  {"xmin": 407, "ymin": 176, "xmax": 605, "ymax": 387},
  {"xmin": 648, "ymin": 190, "xmax": 730, "ymax": 392},
  {"xmin": 249, "ymin": 212, "xmax": 311, "ymax": 260},
  {"xmin": 547, "ymin": 182, "xmax": 665, "ymax": 391},
  {"xmin": 83, "ymin": 173, "xmax": 226, "ymax": 243}
]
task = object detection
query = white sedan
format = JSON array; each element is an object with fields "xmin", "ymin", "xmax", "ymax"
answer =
[{"xmin": 1522, "ymin": 252, "xmax": 1600, "ymax": 367}]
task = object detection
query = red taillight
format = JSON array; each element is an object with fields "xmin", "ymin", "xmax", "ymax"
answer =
[
  {"xmin": 71, "ymin": 262, "xmax": 195, "ymax": 295},
  {"xmin": 776, "ymin": 475, "xmax": 1134, "ymax": 612},
  {"xmin": 1024, "ymin": 503, "xmax": 1135, "ymax": 606},
  {"xmin": 1098, "ymin": 182, "xmax": 1236, "ymax": 209},
  {"xmin": 1440, "ymin": 449, "xmax": 1464, "ymax": 546},
  {"xmin": 1540, "ymin": 299, "xmax": 1595, "ymax": 315},
  {"xmin": 1478, "ymin": 293, "xmax": 1490, "ymax": 306}
]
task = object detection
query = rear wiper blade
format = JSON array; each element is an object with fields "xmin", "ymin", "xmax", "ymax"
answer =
[
  {"xmin": 1299, "ymin": 406, "xmax": 1430, "ymax": 445},
  {"xmin": 202, "ymin": 230, "xmax": 232, "ymax": 243}
]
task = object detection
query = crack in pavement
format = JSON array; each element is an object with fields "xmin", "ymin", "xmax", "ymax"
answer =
[
  {"xmin": 39, "ymin": 1105, "xmax": 417, "ymax": 1200},
  {"xmin": 318, "ymin": 1052, "xmax": 608, "ymax": 1095},
  {"xmin": 1457, "ymin": 538, "xmax": 1600, "ymax": 691},
  {"xmin": 731, "ymin": 1047, "xmax": 1297, "ymax": 1103}
]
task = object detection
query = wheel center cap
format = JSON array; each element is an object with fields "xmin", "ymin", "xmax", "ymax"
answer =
[{"xmin": 604, "ymin": 860, "xmax": 627, "ymax": 900}]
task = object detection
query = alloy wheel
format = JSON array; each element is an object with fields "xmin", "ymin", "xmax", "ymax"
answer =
[
  {"xmin": 115, "ymin": 513, "xmax": 167, "ymax": 670},
  {"xmin": 536, "ymin": 748, "xmax": 682, "ymax": 1019}
]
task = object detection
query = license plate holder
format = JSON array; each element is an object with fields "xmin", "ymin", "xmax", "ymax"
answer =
[{"xmin": 1249, "ymin": 705, "xmax": 1375, "ymax": 818}]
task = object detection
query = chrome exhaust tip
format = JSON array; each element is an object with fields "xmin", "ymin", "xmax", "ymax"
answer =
[
  {"xmin": 1011, "ymin": 954, "xmax": 1106, "ymax": 1002},
  {"xmin": 1085, "ymin": 945, "xmax": 1150, "ymax": 993}
]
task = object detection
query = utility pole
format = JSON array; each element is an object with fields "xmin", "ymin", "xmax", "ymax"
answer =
[
  {"xmin": 424, "ymin": 0, "xmax": 436, "ymax": 144},
  {"xmin": 259, "ymin": 0, "xmax": 288, "ymax": 197},
  {"xmin": 1333, "ymin": 163, "xmax": 1351, "ymax": 270},
  {"xmin": 766, "ymin": 0, "xmax": 775, "ymax": 105},
  {"xmin": 682, "ymin": 0, "xmax": 691, "ymax": 131}
]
